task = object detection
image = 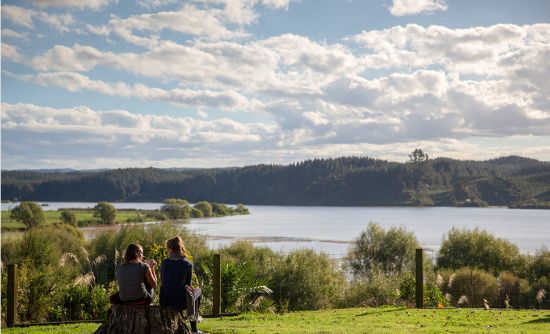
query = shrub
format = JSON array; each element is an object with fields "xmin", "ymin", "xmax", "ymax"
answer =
[
  {"xmin": 194, "ymin": 201, "xmax": 213, "ymax": 217},
  {"xmin": 397, "ymin": 273, "xmax": 448, "ymax": 307},
  {"xmin": 343, "ymin": 273, "xmax": 401, "ymax": 307},
  {"xmin": 270, "ymin": 249, "xmax": 346, "ymax": 311},
  {"xmin": 437, "ymin": 228, "xmax": 522, "ymax": 275},
  {"xmin": 530, "ymin": 277, "xmax": 550, "ymax": 309},
  {"xmin": 448, "ymin": 268, "xmax": 498, "ymax": 308},
  {"xmin": 498, "ymin": 271, "xmax": 520, "ymax": 308},
  {"xmin": 424, "ymin": 283, "xmax": 448, "ymax": 307},
  {"xmin": 527, "ymin": 248, "xmax": 550, "ymax": 283},
  {"xmin": 234, "ymin": 204, "xmax": 249, "ymax": 214},
  {"xmin": 48, "ymin": 285, "xmax": 109, "ymax": 321},
  {"xmin": 220, "ymin": 241, "xmax": 281, "ymax": 278},
  {"xmin": 2, "ymin": 225, "xmax": 87, "ymax": 322},
  {"xmin": 398, "ymin": 273, "xmax": 416, "ymax": 304},
  {"xmin": 190, "ymin": 207, "xmax": 204, "ymax": 218},
  {"xmin": 60, "ymin": 209, "xmax": 77, "ymax": 226},
  {"xmin": 346, "ymin": 223, "xmax": 418, "ymax": 279},
  {"xmin": 161, "ymin": 198, "xmax": 191, "ymax": 219},
  {"xmin": 212, "ymin": 203, "xmax": 231, "ymax": 216}
]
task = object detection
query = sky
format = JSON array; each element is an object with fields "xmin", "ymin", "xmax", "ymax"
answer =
[{"xmin": 1, "ymin": 0, "xmax": 550, "ymax": 169}]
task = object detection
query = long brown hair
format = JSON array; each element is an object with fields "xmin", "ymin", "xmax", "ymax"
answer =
[
  {"xmin": 166, "ymin": 236, "xmax": 189, "ymax": 258},
  {"xmin": 124, "ymin": 243, "xmax": 143, "ymax": 262}
]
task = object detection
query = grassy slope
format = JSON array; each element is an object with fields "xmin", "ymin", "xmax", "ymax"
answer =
[{"xmin": 4, "ymin": 307, "xmax": 550, "ymax": 334}]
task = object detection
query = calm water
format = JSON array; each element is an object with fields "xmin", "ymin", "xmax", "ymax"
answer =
[{"xmin": 2, "ymin": 202, "xmax": 549, "ymax": 255}]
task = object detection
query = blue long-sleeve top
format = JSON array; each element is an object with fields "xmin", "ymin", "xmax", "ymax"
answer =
[{"xmin": 159, "ymin": 255, "xmax": 193, "ymax": 310}]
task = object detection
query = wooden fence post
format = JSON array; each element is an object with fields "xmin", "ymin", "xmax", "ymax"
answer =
[
  {"xmin": 7, "ymin": 264, "xmax": 18, "ymax": 327},
  {"xmin": 212, "ymin": 254, "xmax": 221, "ymax": 316},
  {"xmin": 415, "ymin": 248, "xmax": 424, "ymax": 308}
]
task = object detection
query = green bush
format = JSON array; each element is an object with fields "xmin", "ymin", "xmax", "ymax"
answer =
[
  {"xmin": 48, "ymin": 285, "xmax": 109, "ymax": 321},
  {"xmin": 216, "ymin": 241, "xmax": 282, "ymax": 313},
  {"xmin": 424, "ymin": 283, "xmax": 448, "ymax": 307},
  {"xmin": 60, "ymin": 209, "xmax": 77, "ymax": 226},
  {"xmin": 530, "ymin": 277, "xmax": 550, "ymax": 309},
  {"xmin": 527, "ymin": 248, "xmax": 550, "ymax": 283},
  {"xmin": 1, "ymin": 225, "xmax": 87, "ymax": 322},
  {"xmin": 270, "ymin": 249, "xmax": 346, "ymax": 311},
  {"xmin": 342, "ymin": 273, "xmax": 401, "ymax": 307},
  {"xmin": 194, "ymin": 201, "xmax": 213, "ymax": 217},
  {"xmin": 220, "ymin": 241, "xmax": 281, "ymax": 278},
  {"xmin": 234, "ymin": 204, "xmax": 249, "ymax": 214},
  {"xmin": 437, "ymin": 228, "xmax": 522, "ymax": 275},
  {"xmin": 447, "ymin": 268, "xmax": 498, "ymax": 308},
  {"xmin": 498, "ymin": 271, "xmax": 521, "ymax": 308},
  {"xmin": 212, "ymin": 203, "xmax": 231, "ymax": 216},
  {"xmin": 161, "ymin": 198, "xmax": 191, "ymax": 219},
  {"xmin": 190, "ymin": 207, "xmax": 204, "ymax": 218},
  {"xmin": 398, "ymin": 273, "xmax": 416, "ymax": 304}
]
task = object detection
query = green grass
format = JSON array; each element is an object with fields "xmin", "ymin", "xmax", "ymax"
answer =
[
  {"xmin": 2, "ymin": 323, "xmax": 100, "ymax": 334},
  {"xmin": 3, "ymin": 307, "xmax": 550, "ymax": 334},
  {"xmin": 1, "ymin": 210, "xmax": 152, "ymax": 230}
]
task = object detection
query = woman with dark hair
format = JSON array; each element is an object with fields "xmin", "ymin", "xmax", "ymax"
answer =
[
  {"xmin": 112, "ymin": 243, "xmax": 157, "ymax": 304},
  {"xmin": 160, "ymin": 237, "xmax": 206, "ymax": 334}
]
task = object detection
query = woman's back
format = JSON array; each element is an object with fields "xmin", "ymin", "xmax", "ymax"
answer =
[
  {"xmin": 115, "ymin": 261, "xmax": 149, "ymax": 301},
  {"xmin": 160, "ymin": 256, "xmax": 193, "ymax": 310}
]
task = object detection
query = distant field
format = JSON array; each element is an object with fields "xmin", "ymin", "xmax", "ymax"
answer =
[
  {"xmin": 3, "ymin": 307, "xmax": 550, "ymax": 334},
  {"xmin": 1, "ymin": 209, "xmax": 152, "ymax": 230}
]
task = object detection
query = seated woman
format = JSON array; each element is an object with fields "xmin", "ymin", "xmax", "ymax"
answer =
[
  {"xmin": 112, "ymin": 243, "xmax": 157, "ymax": 304},
  {"xmin": 160, "ymin": 237, "xmax": 205, "ymax": 334}
]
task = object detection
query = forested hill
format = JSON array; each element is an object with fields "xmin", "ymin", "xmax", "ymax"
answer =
[{"xmin": 2, "ymin": 156, "xmax": 550, "ymax": 207}]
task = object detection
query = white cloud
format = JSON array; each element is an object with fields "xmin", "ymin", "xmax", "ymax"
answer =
[
  {"xmin": 9, "ymin": 20, "xmax": 550, "ymax": 168},
  {"xmin": 1, "ymin": 43, "xmax": 25, "ymax": 63},
  {"xmin": 107, "ymin": 4, "xmax": 248, "ymax": 46},
  {"xmin": 87, "ymin": 0, "xmax": 294, "ymax": 45},
  {"xmin": 2, "ymin": 28, "xmax": 29, "ymax": 39},
  {"xmin": 350, "ymin": 24, "xmax": 549, "ymax": 75},
  {"xmin": 1, "ymin": 103, "xmax": 276, "ymax": 165},
  {"xmin": 137, "ymin": 0, "xmax": 178, "ymax": 9},
  {"xmin": 1, "ymin": 4, "xmax": 74, "ymax": 32},
  {"xmin": 389, "ymin": 0, "xmax": 447, "ymax": 16},
  {"xmin": 19, "ymin": 71, "xmax": 259, "ymax": 110},
  {"xmin": 2, "ymin": 5, "xmax": 34, "ymax": 28},
  {"xmin": 30, "ymin": 0, "xmax": 117, "ymax": 10},
  {"xmin": 3, "ymin": 101, "xmax": 549, "ymax": 169}
]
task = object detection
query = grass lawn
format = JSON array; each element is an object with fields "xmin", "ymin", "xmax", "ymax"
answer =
[
  {"xmin": 1, "ymin": 209, "xmax": 151, "ymax": 230},
  {"xmin": 3, "ymin": 307, "xmax": 550, "ymax": 334}
]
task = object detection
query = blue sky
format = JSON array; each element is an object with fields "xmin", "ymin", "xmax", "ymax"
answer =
[{"xmin": 2, "ymin": 0, "xmax": 549, "ymax": 169}]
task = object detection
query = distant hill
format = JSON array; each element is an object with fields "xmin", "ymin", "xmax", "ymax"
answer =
[{"xmin": 2, "ymin": 156, "xmax": 549, "ymax": 208}]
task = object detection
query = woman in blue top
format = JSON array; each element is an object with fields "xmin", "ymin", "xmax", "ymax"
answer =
[{"xmin": 160, "ymin": 236, "xmax": 205, "ymax": 334}]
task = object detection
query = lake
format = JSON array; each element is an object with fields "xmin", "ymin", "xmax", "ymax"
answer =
[{"xmin": 2, "ymin": 202, "xmax": 549, "ymax": 256}]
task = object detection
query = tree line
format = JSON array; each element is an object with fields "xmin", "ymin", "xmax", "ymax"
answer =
[{"xmin": 2, "ymin": 154, "xmax": 549, "ymax": 207}]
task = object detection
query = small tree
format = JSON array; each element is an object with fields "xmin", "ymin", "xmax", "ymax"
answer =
[
  {"xmin": 161, "ymin": 198, "xmax": 191, "ymax": 219},
  {"xmin": 10, "ymin": 201, "xmax": 46, "ymax": 229},
  {"xmin": 346, "ymin": 223, "xmax": 419, "ymax": 279},
  {"xmin": 93, "ymin": 202, "xmax": 117, "ymax": 225},
  {"xmin": 409, "ymin": 148, "xmax": 429, "ymax": 163},
  {"xmin": 60, "ymin": 209, "xmax": 77, "ymax": 226}
]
